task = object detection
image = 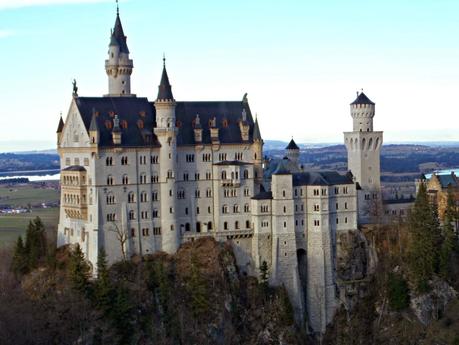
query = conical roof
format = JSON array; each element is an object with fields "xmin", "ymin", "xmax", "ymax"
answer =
[
  {"xmin": 253, "ymin": 117, "xmax": 262, "ymax": 141},
  {"xmin": 351, "ymin": 92, "xmax": 374, "ymax": 105},
  {"xmin": 157, "ymin": 59, "xmax": 174, "ymax": 101},
  {"xmin": 56, "ymin": 116, "xmax": 64, "ymax": 133},
  {"xmin": 111, "ymin": 12, "xmax": 129, "ymax": 54},
  {"xmin": 286, "ymin": 138, "xmax": 299, "ymax": 150}
]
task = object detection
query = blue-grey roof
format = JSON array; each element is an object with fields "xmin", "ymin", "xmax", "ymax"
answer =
[
  {"xmin": 73, "ymin": 97, "xmax": 258, "ymax": 148},
  {"xmin": 63, "ymin": 165, "xmax": 86, "ymax": 172},
  {"xmin": 436, "ymin": 174, "xmax": 457, "ymax": 188},
  {"xmin": 253, "ymin": 118, "xmax": 262, "ymax": 141},
  {"xmin": 214, "ymin": 161, "xmax": 253, "ymax": 166},
  {"xmin": 273, "ymin": 159, "xmax": 291, "ymax": 175},
  {"xmin": 56, "ymin": 116, "xmax": 64, "ymax": 133},
  {"xmin": 111, "ymin": 13, "xmax": 129, "ymax": 54},
  {"xmin": 157, "ymin": 63, "xmax": 174, "ymax": 101},
  {"xmin": 286, "ymin": 139, "xmax": 299, "ymax": 150},
  {"xmin": 252, "ymin": 191, "xmax": 273, "ymax": 200},
  {"xmin": 292, "ymin": 171, "xmax": 354, "ymax": 186},
  {"xmin": 351, "ymin": 92, "xmax": 374, "ymax": 105}
]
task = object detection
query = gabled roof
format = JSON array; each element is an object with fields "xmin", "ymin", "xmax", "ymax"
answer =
[
  {"xmin": 73, "ymin": 97, "xmax": 258, "ymax": 148},
  {"xmin": 292, "ymin": 171, "xmax": 354, "ymax": 186},
  {"xmin": 286, "ymin": 138, "xmax": 299, "ymax": 150},
  {"xmin": 111, "ymin": 13, "xmax": 129, "ymax": 54},
  {"xmin": 351, "ymin": 92, "xmax": 375, "ymax": 105},
  {"xmin": 157, "ymin": 60, "xmax": 174, "ymax": 101},
  {"xmin": 56, "ymin": 116, "xmax": 64, "ymax": 133}
]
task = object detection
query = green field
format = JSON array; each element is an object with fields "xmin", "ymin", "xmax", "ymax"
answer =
[
  {"xmin": 0, "ymin": 184, "xmax": 60, "ymax": 248},
  {"xmin": 0, "ymin": 184, "xmax": 59, "ymax": 207},
  {"xmin": 0, "ymin": 207, "xmax": 59, "ymax": 247}
]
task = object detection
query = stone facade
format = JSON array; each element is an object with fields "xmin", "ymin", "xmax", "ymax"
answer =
[{"xmin": 56, "ymin": 10, "xmax": 381, "ymax": 335}]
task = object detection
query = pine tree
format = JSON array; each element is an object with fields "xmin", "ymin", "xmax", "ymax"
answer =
[
  {"xmin": 24, "ymin": 217, "xmax": 47, "ymax": 269},
  {"xmin": 11, "ymin": 236, "xmax": 29, "ymax": 275},
  {"xmin": 68, "ymin": 244, "xmax": 91, "ymax": 294},
  {"xmin": 439, "ymin": 186, "xmax": 457, "ymax": 280},
  {"xmin": 94, "ymin": 248, "xmax": 112, "ymax": 311},
  {"xmin": 259, "ymin": 260, "xmax": 270, "ymax": 298},
  {"xmin": 408, "ymin": 183, "xmax": 438, "ymax": 292}
]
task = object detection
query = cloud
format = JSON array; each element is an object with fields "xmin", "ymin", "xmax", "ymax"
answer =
[
  {"xmin": 0, "ymin": 0, "xmax": 111, "ymax": 10},
  {"xmin": 0, "ymin": 29, "xmax": 13, "ymax": 38}
]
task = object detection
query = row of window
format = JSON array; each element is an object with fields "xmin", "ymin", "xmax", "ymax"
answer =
[
  {"xmin": 107, "ymin": 155, "xmax": 159, "ymax": 166},
  {"xmin": 62, "ymin": 175, "xmax": 86, "ymax": 186},
  {"xmin": 63, "ymin": 193, "xmax": 86, "ymax": 205},
  {"xmin": 221, "ymin": 204, "xmax": 251, "ymax": 214},
  {"xmin": 65, "ymin": 157, "xmax": 89, "ymax": 166}
]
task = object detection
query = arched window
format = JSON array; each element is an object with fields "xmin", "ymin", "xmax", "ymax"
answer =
[
  {"xmin": 129, "ymin": 210, "xmax": 135, "ymax": 220},
  {"xmin": 235, "ymin": 221, "xmax": 239, "ymax": 230},
  {"xmin": 244, "ymin": 204, "xmax": 250, "ymax": 213},
  {"xmin": 122, "ymin": 174, "xmax": 129, "ymax": 185},
  {"xmin": 128, "ymin": 192, "xmax": 135, "ymax": 203},
  {"xmin": 221, "ymin": 170, "xmax": 227, "ymax": 180},
  {"xmin": 140, "ymin": 191, "xmax": 147, "ymax": 202},
  {"xmin": 245, "ymin": 220, "xmax": 250, "ymax": 229},
  {"xmin": 106, "ymin": 193, "xmax": 115, "ymax": 205},
  {"xmin": 196, "ymin": 222, "xmax": 201, "ymax": 233},
  {"xmin": 107, "ymin": 175, "xmax": 114, "ymax": 185},
  {"xmin": 185, "ymin": 223, "xmax": 191, "ymax": 232},
  {"xmin": 224, "ymin": 221, "xmax": 228, "ymax": 230},
  {"xmin": 243, "ymin": 169, "xmax": 249, "ymax": 179},
  {"xmin": 207, "ymin": 221, "xmax": 213, "ymax": 230},
  {"xmin": 222, "ymin": 205, "xmax": 228, "ymax": 214}
]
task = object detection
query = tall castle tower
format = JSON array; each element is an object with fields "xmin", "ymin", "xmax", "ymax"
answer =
[
  {"xmin": 344, "ymin": 92, "xmax": 383, "ymax": 223},
  {"xmin": 104, "ymin": 6, "xmax": 134, "ymax": 97},
  {"xmin": 154, "ymin": 58, "xmax": 179, "ymax": 253}
]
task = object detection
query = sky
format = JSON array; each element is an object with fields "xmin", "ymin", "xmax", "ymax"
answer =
[{"xmin": 1, "ymin": 0, "xmax": 459, "ymax": 151}]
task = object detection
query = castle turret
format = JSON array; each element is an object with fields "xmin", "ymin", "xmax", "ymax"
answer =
[
  {"xmin": 89, "ymin": 110, "xmax": 99, "ymax": 146},
  {"xmin": 285, "ymin": 138, "xmax": 300, "ymax": 166},
  {"xmin": 104, "ymin": 6, "xmax": 134, "ymax": 97},
  {"xmin": 153, "ymin": 57, "xmax": 179, "ymax": 253},
  {"xmin": 344, "ymin": 91, "xmax": 383, "ymax": 224},
  {"xmin": 56, "ymin": 115, "xmax": 64, "ymax": 147},
  {"xmin": 252, "ymin": 115, "xmax": 263, "ymax": 190}
]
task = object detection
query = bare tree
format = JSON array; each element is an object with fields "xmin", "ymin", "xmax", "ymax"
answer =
[{"xmin": 109, "ymin": 222, "xmax": 129, "ymax": 260}]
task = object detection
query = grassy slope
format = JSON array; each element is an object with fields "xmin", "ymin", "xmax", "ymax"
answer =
[
  {"xmin": 0, "ymin": 185, "xmax": 59, "ymax": 207},
  {"xmin": 0, "ymin": 185, "xmax": 59, "ymax": 247}
]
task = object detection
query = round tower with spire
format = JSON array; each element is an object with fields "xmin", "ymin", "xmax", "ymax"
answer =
[
  {"xmin": 344, "ymin": 91, "xmax": 383, "ymax": 224},
  {"xmin": 104, "ymin": 4, "xmax": 134, "ymax": 97},
  {"xmin": 285, "ymin": 138, "xmax": 300, "ymax": 166},
  {"xmin": 153, "ymin": 57, "xmax": 179, "ymax": 253}
]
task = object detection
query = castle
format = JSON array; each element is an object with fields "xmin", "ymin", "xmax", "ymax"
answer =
[{"xmin": 56, "ymin": 8, "xmax": 383, "ymax": 334}]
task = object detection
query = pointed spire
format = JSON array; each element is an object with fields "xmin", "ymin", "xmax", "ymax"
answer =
[
  {"xmin": 56, "ymin": 114, "xmax": 64, "ymax": 133},
  {"xmin": 157, "ymin": 56, "xmax": 174, "ymax": 101},
  {"xmin": 89, "ymin": 109, "xmax": 98, "ymax": 131},
  {"xmin": 351, "ymin": 91, "xmax": 374, "ymax": 105},
  {"xmin": 253, "ymin": 115, "xmax": 262, "ymax": 141},
  {"xmin": 286, "ymin": 138, "xmax": 299, "ymax": 150},
  {"xmin": 111, "ymin": 2, "xmax": 129, "ymax": 54}
]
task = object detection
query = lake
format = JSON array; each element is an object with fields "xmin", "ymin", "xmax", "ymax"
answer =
[{"xmin": 0, "ymin": 169, "xmax": 60, "ymax": 181}]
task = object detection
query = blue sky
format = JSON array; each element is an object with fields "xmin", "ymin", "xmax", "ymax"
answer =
[{"xmin": 1, "ymin": 0, "xmax": 459, "ymax": 151}]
